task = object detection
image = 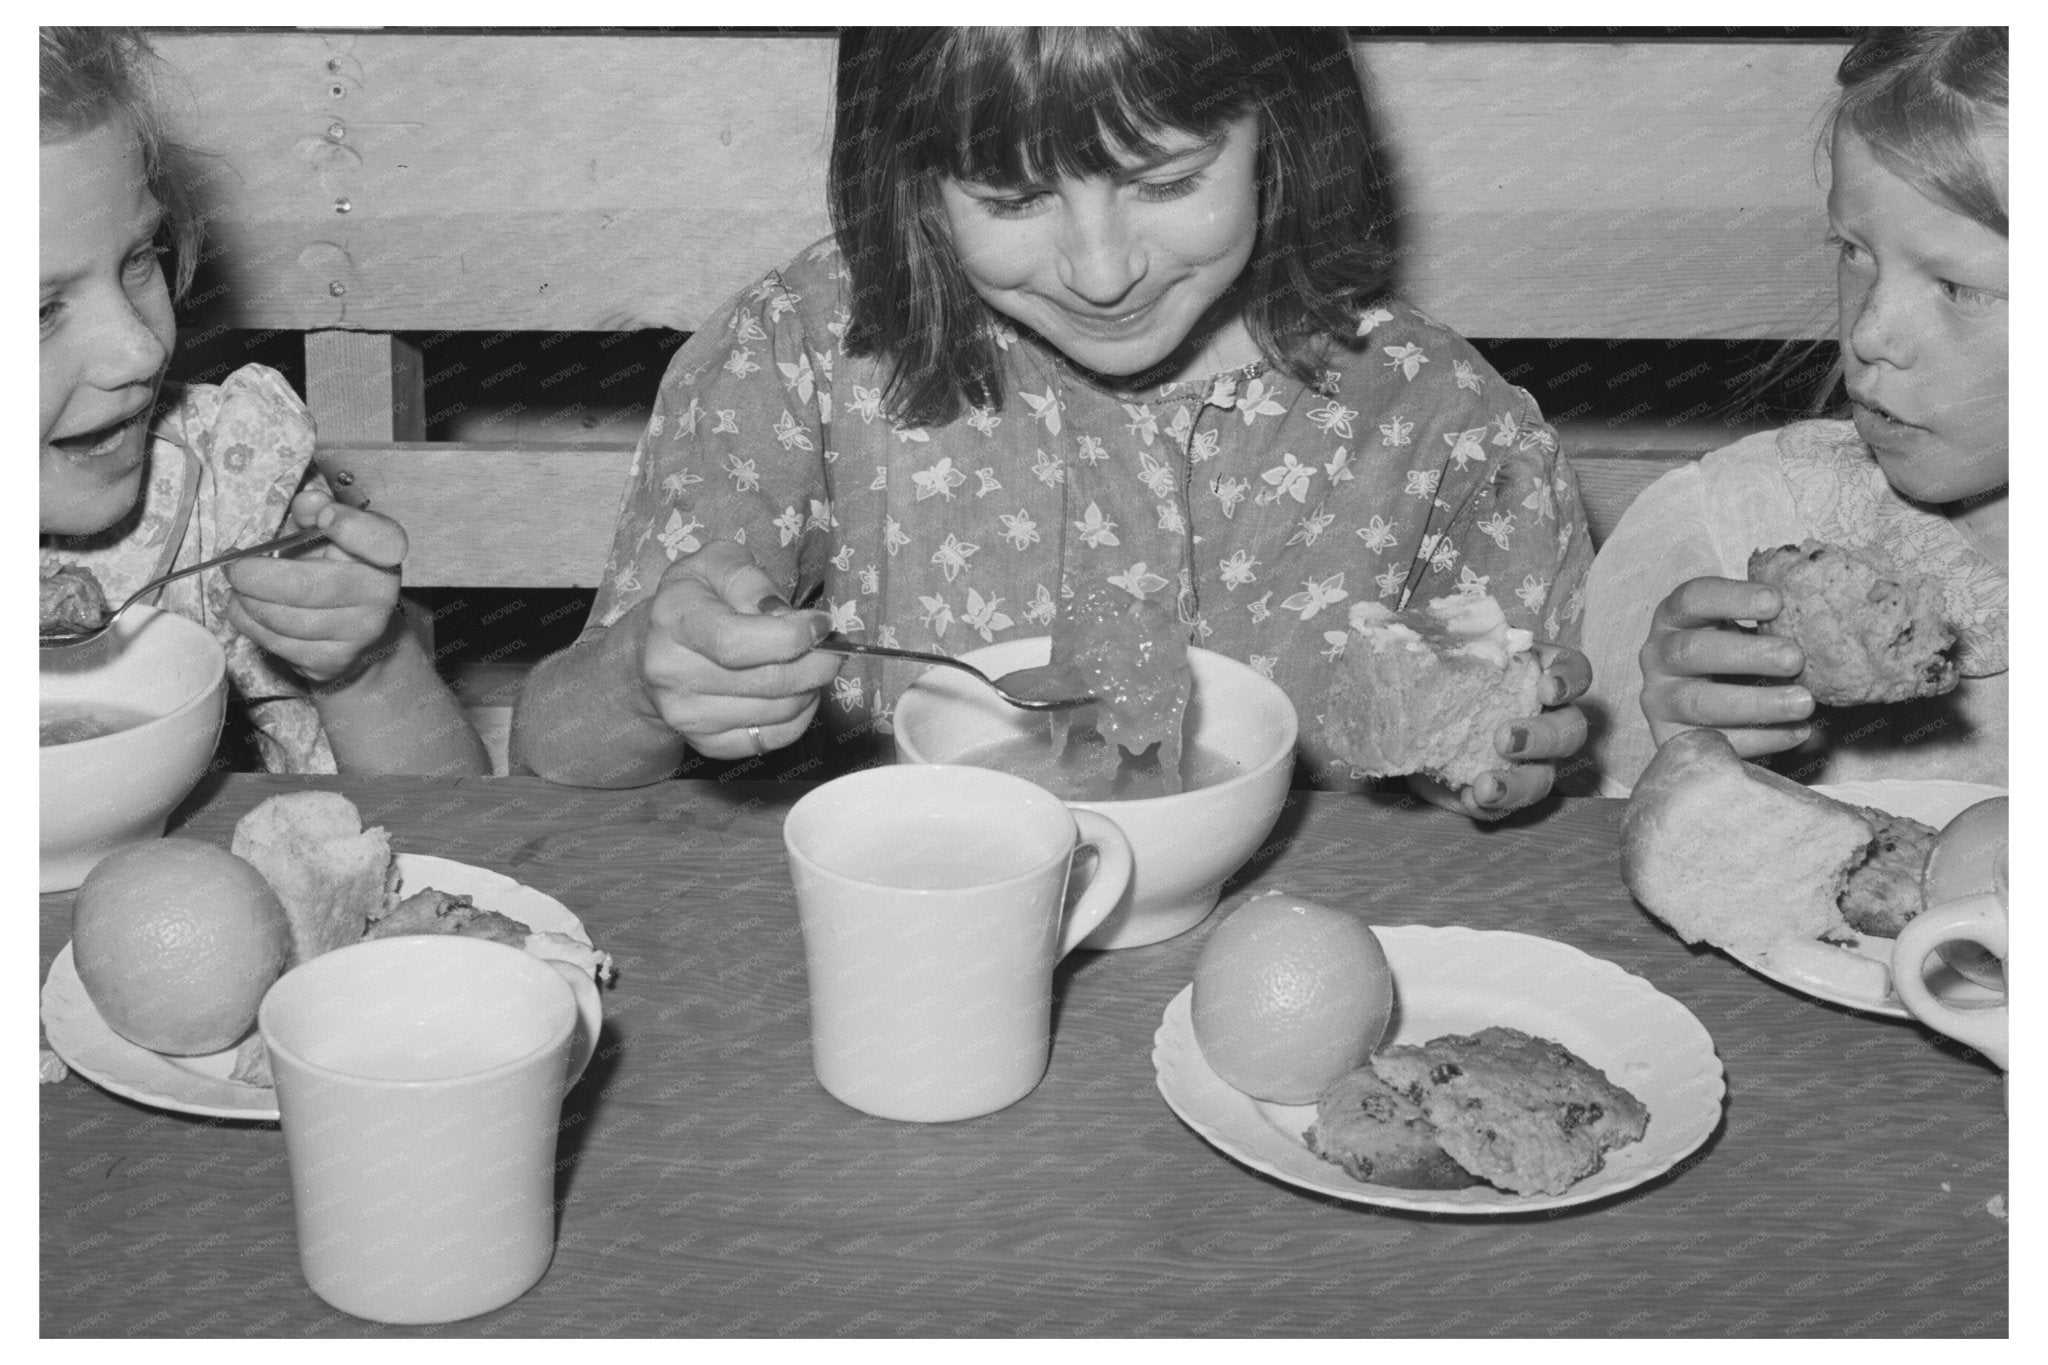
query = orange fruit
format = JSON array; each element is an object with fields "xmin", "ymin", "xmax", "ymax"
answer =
[
  {"xmin": 1191, "ymin": 891, "xmax": 1393, "ymax": 1103},
  {"xmin": 72, "ymin": 838, "xmax": 292, "ymax": 1056}
]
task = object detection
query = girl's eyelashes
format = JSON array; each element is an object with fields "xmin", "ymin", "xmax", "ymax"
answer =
[
  {"xmin": 1824, "ymin": 231, "xmax": 1870, "ymax": 267},
  {"xmin": 1136, "ymin": 171, "xmax": 1206, "ymax": 203},
  {"xmin": 970, "ymin": 171, "xmax": 1208, "ymax": 219},
  {"xmin": 1940, "ymin": 278, "xmax": 2006, "ymax": 308},
  {"xmin": 124, "ymin": 241, "xmax": 168, "ymax": 284}
]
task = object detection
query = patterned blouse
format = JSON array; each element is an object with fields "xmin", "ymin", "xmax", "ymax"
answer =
[
  {"xmin": 41, "ymin": 365, "xmax": 335, "ymax": 774},
  {"xmin": 1581, "ymin": 420, "xmax": 2008, "ymax": 795},
  {"xmin": 590, "ymin": 239, "xmax": 1594, "ymax": 783}
]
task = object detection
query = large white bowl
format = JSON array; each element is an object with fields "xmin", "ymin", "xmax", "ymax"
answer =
[
  {"xmin": 40, "ymin": 605, "xmax": 227, "ymax": 892},
  {"xmin": 893, "ymin": 637, "xmax": 1297, "ymax": 950}
]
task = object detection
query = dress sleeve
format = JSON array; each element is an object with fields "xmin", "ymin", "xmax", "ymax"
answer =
[
  {"xmin": 584, "ymin": 273, "xmax": 832, "ymax": 640},
  {"xmin": 187, "ymin": 364, "xmax": 337, "ymax": 774},
  {"xmin": 1396, "ymin": 359, "xmax": 1595, "ymax": 649}
]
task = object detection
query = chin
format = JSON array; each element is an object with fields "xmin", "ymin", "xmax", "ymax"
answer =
[{"xmin": 41, "ymin": 476, "xmax": 144, "ymax": 537}]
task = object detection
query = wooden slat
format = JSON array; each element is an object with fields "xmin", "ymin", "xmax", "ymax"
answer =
[
  {"xmin": 317, "ymin": 441, "xmax": 1689, "ymax": 588},
  {"xmin": 313, "ymin": 442, "xmax": 634, "ymax": 588},
  {"xmin": 305, "ymin": 331, "xmax": 425, "ymax": 440},
  {"xmin": 155, "ymin": 31, "xmax": 1841, "ymax": 339}
]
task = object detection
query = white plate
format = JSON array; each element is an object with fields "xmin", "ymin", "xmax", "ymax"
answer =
[
  {"xmin": 1720, "ymin": 780, "xmax": 2007, "ymax": 1018},
  {"xmin": 1152, "ymin": 925, "xmax": 1726, "ymax": 1214},
  {"xmin": 41, "ymin": 855, "xmax": 594, "ymax": 1121}
]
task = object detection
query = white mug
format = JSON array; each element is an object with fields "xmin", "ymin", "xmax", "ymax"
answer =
[
  {"xmin": 784, "ymin": 764, "xmax": 1134, "ymax": 1122},
  {"xmin": 258, "ymin": 936, "xmax": 602, "ymax": 1324},
  {"xmin": 1893, "ymin": 890, "xmax": 2008, "ymax": 1071}
]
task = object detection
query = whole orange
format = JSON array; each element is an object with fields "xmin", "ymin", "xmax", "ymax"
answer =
[
  {"xmin": 1191, "ymin": 892, "xmax": 1393, "ymax": 1103},
  {"xmin": 72, "ymin": 839, "xmax": 292, "ymax": 1055}
]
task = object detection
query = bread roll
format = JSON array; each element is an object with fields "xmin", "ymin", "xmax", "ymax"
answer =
[
  {"xmin": 1620, "ymin": 729, "xmax": 1872, "ymax": 957},
  {"xmin": 1322, "ymin": 593, "xmax": 1542, "ymax": 789},
  {"xmin": 1748, "ymin": 540, "xmax": 1958, "ymax": 705},
  {"xmin": 231, "ymin": 791, "xmax": 396, "ymax": 965}
]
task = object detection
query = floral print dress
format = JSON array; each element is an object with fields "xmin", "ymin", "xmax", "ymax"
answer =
[
  {"xmin": 40, "ymin": 364, "xmax": 335, "ymax": 773},
  {"xmin": 590, "ymin": 239, "xmax": 1594, "ymax": 783}
]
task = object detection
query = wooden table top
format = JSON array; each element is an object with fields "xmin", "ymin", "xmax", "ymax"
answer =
[{"xmin": 40, "ymin": 775, "xmax": 2009, "ymax": 1338}]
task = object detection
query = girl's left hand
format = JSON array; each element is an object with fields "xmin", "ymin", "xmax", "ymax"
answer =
[
  {"xmin": 222, "ymin": 487, "xmax": 407, "ymax": 685},
  {"xmin": 1409, "ymin": 642, "xmax": 1592, "ymax": 821}
]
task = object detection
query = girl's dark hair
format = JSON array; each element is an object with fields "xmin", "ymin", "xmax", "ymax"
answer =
[
  {"xmin": 829, "ymin": 27, "xmax": 1395, "ymax": 427},
  {"xmin": 40, "ymin": 26, "xmax": 204, "ymax": 303},
  {"xmin": 1832, "ymin": 27, "xmax": 2007, "ymax": 238}
]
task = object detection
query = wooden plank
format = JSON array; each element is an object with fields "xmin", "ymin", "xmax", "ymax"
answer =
[
  {"xmin": 305, "ymin": 331, "xmax": 425, "ymax": 440},
  {"xmin": 315, "ymin": 440, "xmax": 1689, "ymax": 588},
  {"xmin": 312, "ymin": 442, "xmax": 634, "ymax": 587},
  {"xmin": 154, "ymin": 31, "xmax": 1841, "ymax": 339}
]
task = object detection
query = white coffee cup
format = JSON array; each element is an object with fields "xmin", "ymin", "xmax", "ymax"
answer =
[
  {"xmin": 1894, "ymin": 888, "xmax": 2008, "ymax": 1071},
  {"xmin": 258, "ymin": 936, "xmax": 602, "ymax": 1324},
  {"xmin": 784, "ymin": 764, "xmax": 1134, "ymax": 1122}
]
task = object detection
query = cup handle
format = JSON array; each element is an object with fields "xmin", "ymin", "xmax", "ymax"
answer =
[
  {"xmin": 1892, "ymin": 892, "xmax": 2007, "ymax": 1070},
  {"xmin": 549, "ymin": 960, "xmax": 604, "ymax": 1086},
  {"xmin": 1058, "ymin": 811, "xmax": 1134, "ymax": 959}
]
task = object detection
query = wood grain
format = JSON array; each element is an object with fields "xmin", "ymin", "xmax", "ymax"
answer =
[
  {"xmin": 155, "ymin": 32, "xmax": 1840, "ymax": 339},
  {"xmin": 39, "ymin": 777, "xmax": 2008, "ymax": 1337}
]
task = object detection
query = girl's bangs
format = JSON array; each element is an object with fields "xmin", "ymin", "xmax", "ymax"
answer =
[{"xmin": 928, "ymin": 30, "xmax": 1244, "ymax": 186}]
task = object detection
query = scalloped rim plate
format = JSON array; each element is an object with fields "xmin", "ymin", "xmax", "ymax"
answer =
[
  {"xmin": 1721, "ymin": 780, "xmax": 2006, "ymax": 1018},
  {"xmin": 42, "ymin": 855, "xmax": 591, "ymax": 1121},
  {"xmin": 1153, "ymin": 924, "xmax": 1726, "ymax": 1214}
]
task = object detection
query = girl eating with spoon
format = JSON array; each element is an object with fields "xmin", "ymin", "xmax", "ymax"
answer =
[
  {"xmin": 515, "ymin": 27, "xmax": 1595, "ymax": 818},
  {"xmin": 40, "ymin": 28, "xmax": 486, "ymax": 775}
]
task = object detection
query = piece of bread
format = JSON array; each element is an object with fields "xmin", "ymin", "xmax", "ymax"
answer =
[
  {"xmin": 1051, "ymin": 580, "xmax": 1193, "ymax": 771},
  {"xmin": 1322, "ymin": 593, "xmax": 1542, "ymax": 789},
  {"xmin": 1371, "ymin": 1027, "xmax": 1649, "ymax": 1197},
  {"xmin": 40, "ymin": 562, "xmax": 108, "ymax": 633},
  {"xmin": 230, "ymin": 791, "xmax": 397, "ymax": 965},
  {"xmin": 1839, "ymin": 806, "xmax": 1939, "ymax": 937},
  {"xmin": 1748, "ymin": 540, "xmax": 1958, "ymax": 705},
  {"xmin": 1306, "ymin": 1065, "xmax": 1481, "ymax": 1190},
  {"xmin": 1621, "ymin": 729, "xmax": 1876, "ymax": 957}
]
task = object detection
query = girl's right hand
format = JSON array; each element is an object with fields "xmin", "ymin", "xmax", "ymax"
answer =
[
  {"xmin": 638, "ymin": 542, "xmax": 842, "ymax": 759},
  {"xmin": 1638, "ymin": 575, "xmax": 1815, "ymax": 759}
]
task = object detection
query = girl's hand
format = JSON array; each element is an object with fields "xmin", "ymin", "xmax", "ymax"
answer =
[
  {"xmin": 222, "ymin": 488, "xmax": 409, "ymax": 684},
  {"xmin": 1409, "ymin": 642, "xmax": 1592, "ymax": 821},
  {"xmin": 636, "ymin": 541, "xmax": 842, "ymax": 759},
  {"xmin": 1638, "ymin": 576, "xmax": 1813, "ymax": 759}
]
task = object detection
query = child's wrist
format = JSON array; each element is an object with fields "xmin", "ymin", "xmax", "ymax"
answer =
[{"xmin": 305, "ymin": 607, "xmax": 410, "ymax": 696}]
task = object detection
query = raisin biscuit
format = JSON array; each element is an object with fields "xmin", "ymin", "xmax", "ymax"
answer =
[
  {"xmin": 1836, "ymin": 806, "xmax": 1939, "ymax": 937},
  {"xmin": 1748, "ymin": 540, "xmax": 1958, "ymax": 706},
  {"xmin": 1373, "ymin": 1027, "xmax": 1649, "ymax": 1196},
  {"xmin": 1305, "ymin": 1066, "xmax": 1481, "ymax": 1190}
]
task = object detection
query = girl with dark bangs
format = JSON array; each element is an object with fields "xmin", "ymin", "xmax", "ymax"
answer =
[
  {"xmin": 1581, "ymin": 28, "xmax": 2006, "ymax": 795},
  {"xmin": 517, "ymin": 28, "xmax": 1596, "ymax": 816}
]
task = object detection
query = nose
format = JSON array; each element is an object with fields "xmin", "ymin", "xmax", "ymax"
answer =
[
  {"xmin": 86, "ymin": 287, "xmax": 170, "ymax": 393},
  {"xmin": 1841, "ymin": 269, "xmax": 1917, "ymax": 370},
  {"xmin": 1055, "ymin": 195, "xmax": 1145, "ymax": 307}
]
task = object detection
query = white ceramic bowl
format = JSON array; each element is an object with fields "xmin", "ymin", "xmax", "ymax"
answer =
[
  {"xmin": 40, "ymin": 605, "xmax": 228, "ymax": 892},
  {"xmin": 893, "ymin": 637, "xmax": 1297, "ymax": 949}
]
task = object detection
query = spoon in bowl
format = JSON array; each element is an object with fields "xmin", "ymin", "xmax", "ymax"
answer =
[
  {"xmin": 39, "ymin": 525, "xmax": 331, "ymax": 649},
  {"xmin": 812, "ymin": 632, "xmax": 1096, "ymax": 711}
]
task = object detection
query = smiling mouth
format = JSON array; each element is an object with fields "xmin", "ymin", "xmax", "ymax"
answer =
[
  {"xmin": 1061, "ymin": 295, "xmax": 1163, "ymax": 336},
  {"xmin": 51, "ymin": 412, "xmax": 147, "ymax": 460}
]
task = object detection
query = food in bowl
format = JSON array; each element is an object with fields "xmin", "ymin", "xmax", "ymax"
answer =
[
  {"xmin": 1621, "ymin": 728, "xmax": 1939, "ymax": 958},
  {"xmin": 39, "ymin": 605, "xmax": 229, "ymax": 893},
  {"xmin": 39, "ymin": 700, "xmax": 159, "ymax": 746},
  {"xmin": 1307, "ymin": 1026, "xmax": 1649, "ymax": 1196},
  {"xmin": 949, "ymin": 729, "xmax": 1242, "ymax": 802},
  {"xmin": 39, "ymin": 561, "xmax": 109, "ymax": 635},
  {"xmin": 1321, "ymin": 592, "xmax": 1542, "ymax": 788},
  {"xmin": 1048, "ymin": 582, "xmax": 1193, "ymax": 787},
  {"xmin": 1747, "ymin": 539, "xmax": 1958, "ymax": 705}
]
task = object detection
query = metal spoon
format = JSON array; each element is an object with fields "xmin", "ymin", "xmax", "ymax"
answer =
[
  {"xmin": 39, "ymin": 525, "xmax": 331, "ymax": 648},
  {"xmin": 812, "ymin": 632, "xmax": 1096, "ymax": 711}
]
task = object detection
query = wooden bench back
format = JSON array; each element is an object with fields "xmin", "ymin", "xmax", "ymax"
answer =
[{"xmin": 154, "ymin": 30, "xmax": 1848, "ymax": 586}]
